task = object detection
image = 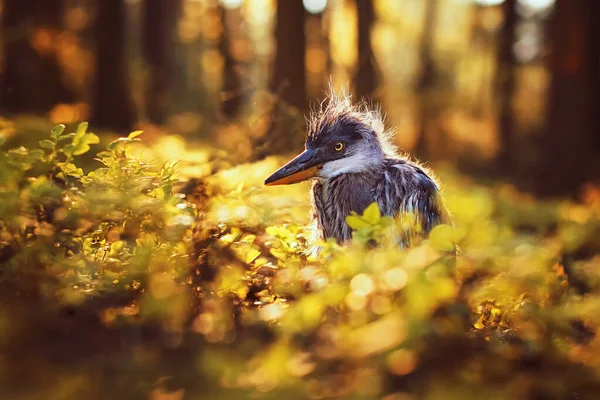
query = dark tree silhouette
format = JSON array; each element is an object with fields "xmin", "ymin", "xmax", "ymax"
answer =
[
  {"xmin": 537, "ymin": 0, "xmax": 600, "ymax": 196},
  {"xmin": 495, "ymin": 0, "xmax": 518, "ymax": 170},
  {"xmin": 414, "ymin": 0, "xmax": 440, "ymax": 157},
  {"xmin": 0, "ymin": 0, "xmax": 74, "ymax": 114},
  {"xmin": 142, "ymin": 0, "xmax": 181, "ymax": 125},
  {"xmin": 219, "ymin": 5, "xmax": 243, "ymax": 119},
  {"xmin": 589, "ymin": 1, "xmax": 600, "ymax": 154},
  {"xmin": 353, "ymin": 0, "xmax": 377, "ymax": 100},
  {"xmin": 270, "ymin": 0, "xmax": 307, "ymax": 110},
  {"xmin": 92, "ymin": 0, "xmax": 135, "ymax": 131}
]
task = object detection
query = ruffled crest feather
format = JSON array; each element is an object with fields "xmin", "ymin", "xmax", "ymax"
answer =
[{"xmin": 307, "ymin": 86, "xmax": 399, "ymax": 158}]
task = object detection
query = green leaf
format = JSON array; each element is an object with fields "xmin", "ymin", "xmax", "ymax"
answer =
[
  {"xmin": 346, "ymin": 214, "xmax": 370, "ymax": 230},
  {"xmin": 56, "ymin": 133, "xmax": 76, "ymax": 142},
  {"xmin": 96, "ymin": 151, "xmax": 113, "ymax": 159},
  {"xmin": 63, "ymin": 143, "xmax": 75, "ymax": 156},
  {"xmin": 84, "ymin": 133, "xmax": 100, "ymax": 145},
  {"xmin": 9, "ymin": 147, "xmax": 28, "ymax": 156},
  {"xmin": 39, "ymin": 140, "xmax": 55, "ymax": 149},
  {"xmin": 71, "ymin": 123, "xmax": 89, "ymax": 150},
  {"xmin": 363, "ymin": 202, "xmax": 381, "ymax": 224},
  {"xmin": 107, "ymin": 138, "xmax": 130, "ymax": 151},
  {"xmin": 0, "ymin": 136, "xmax": 6, "ymax": 148},
  {"xmin": 128, "ymin": 130, "xmax": 143, "ymax": 139},
  {"xmin": 59, "ymin": 162, "xmax": 84, "ymax": 177},
  {"xmin": 76, "ymin": 122, "xmax": 89, "ymax": 138},
  {"xmin": 50, "ymin": 124, "xmax": 66, "ymax": 139},
  {"xmin": 72, "ymin": 143, "xmax": 91, "ymax": 156},
  {"xmin": 29, "ymin": 149, "xmax": 45, "ymax": 160}
]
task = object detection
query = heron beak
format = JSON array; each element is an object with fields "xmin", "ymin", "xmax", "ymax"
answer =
[{"xmin": 265, "ymin": 149, "xmax": 321, "ymax": 186}]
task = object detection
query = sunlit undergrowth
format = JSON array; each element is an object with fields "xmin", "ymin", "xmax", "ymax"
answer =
[{"xmin": 1, "ymin": 124, "xmax": 600, "ymax": 399}]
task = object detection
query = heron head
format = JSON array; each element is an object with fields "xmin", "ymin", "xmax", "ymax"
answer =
[{"xmin": 265, "ymin": 93, "xmax": 396, "ymax": 186}]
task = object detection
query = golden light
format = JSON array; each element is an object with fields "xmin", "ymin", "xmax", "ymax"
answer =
[
  {"xmin": 345, "ymin": 291, "xmax": 367, "ymax": 311},
  {"xmin": 306, "ymin": 46, "xmax": 327, "ymax": 74},
  {"xmin": 220, "ymin": 0, "xmax": 244, "ymax": 9},
  {"xmin": 384, "ymin": 268, "xmax": 408, "ymax": 291},
  {"xmin": 149, "ymin": 273, "xmax": 177, "ymax": 300},
  {"xmin": 350, "ymin": 273, "xmax": 374, "ymax": 297},
  {"xmin": 31, "ymin": 29, "xmax": 55, "ymax": 54},
  {"xmin": 303, "ymin": 0, "xmax": 327, "ymax": 14},
  {"xmin": 286, "ymin": 352, "xmax": 316, "ymax": 377},
  {"xmin": 330, "ymin": 0, "xmax": 357, "ymax": 68},
  {"xmin": 387, "ymin": 349, "xmax": 417, "ymax": 376},
  {"xmin": 473, "ymin": 0, "xmax": 503, "ymax": 5},
  {"xmin": 520, "ymin": 0, "xmax": 555, "ymax": 9},
  {"xmin": 371, "ymin": 295, "xmax": 392, "ymax": 315},
  {"xmin": 259, "ymin": 303, "xmax": 285, "ymax": 321}
]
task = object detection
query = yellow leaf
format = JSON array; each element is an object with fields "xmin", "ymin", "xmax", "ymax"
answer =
[
  {"xmin": 428, "ymin": 224, "xmax": 456, "ymax": 252},
  {"xmin": 84, "ymin": 133, "xmax": 100, "ymax": 145},
  {"xmin": 240, "ymin": 234, "xmax": 256, "ymax": 244},
  {"xmin": 346, "ymin": 215, "xmax": 369, "ymax": 230},
  {"xmin": 363, "ymin": 202, "xmax": 381, "ymax": 224},
  {"xmin": 270, "ymin": 247, "xmax": 287, "ymax": 261},
  {"xmin": 245, "ymin": 249, "xmax": 261, "ymax": 264},
  {"xmin": 473, "ymin": 318, "xmax": 485, "ymax": 330},
  {"xmin": 128, "ymin": 130, "xmax": 143, "ymax": 139}
]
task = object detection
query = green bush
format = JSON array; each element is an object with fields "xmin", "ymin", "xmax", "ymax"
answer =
[{"xmin": 1, "ymin": 123, "xmax": 600, "ymax": 399}]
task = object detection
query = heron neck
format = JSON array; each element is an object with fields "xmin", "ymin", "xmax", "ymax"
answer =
[{"xmin": 318, "ymin": 151, "xmax": 384, "ymax": 180}]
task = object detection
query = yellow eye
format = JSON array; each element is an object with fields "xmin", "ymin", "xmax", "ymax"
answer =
[{"xmin": 334, "ymin": 142, "xmax": 344, "ymax": 151}]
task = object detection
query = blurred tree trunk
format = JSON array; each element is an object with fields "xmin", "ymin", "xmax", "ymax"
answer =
[
  {"xmin": 220, "ymin": 5, "xmax": 243, "ymax": 119},
  {"xmin": 92, "ymin": 0, "xmax": 134, "ymax": 132},
  {"xmin": 0, "ymin": 0, "xmax": 74, "ymax": 114},
  {"xmin": 590, "ymin": 1, "xmax": 600, "ymax": 154},
  {"xmin": 536, "ymin": 0, "xmax": 599, "ymax": 196},
  {"xmin": 142, "ymin": 0, "xmax": 181, "ymax": 125},
  {"xmin": 353, "ymin": 0, "xmax": 377, "ymax": 100},
  {"xmin": 414, "ymin": 0, "xmax": 439, "ymax": 158},
  {"xmin": 270, "ymin": 0, "xmax": 307, "ymax": 110},
  {"xmin": 495, "ymin": 0, "xmax": 518, "ymax": 171}
]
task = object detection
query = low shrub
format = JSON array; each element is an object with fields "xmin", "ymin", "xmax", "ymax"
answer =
[{"xmin": 1, "ymin": 124, "xmax": 600, "ymax": 399}]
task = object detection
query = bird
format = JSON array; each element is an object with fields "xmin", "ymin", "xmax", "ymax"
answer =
[{"xmin": 264, "ymin": 92, "xmax": 451, "ymax": 246}]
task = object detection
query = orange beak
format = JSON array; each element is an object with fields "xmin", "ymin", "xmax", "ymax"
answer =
[{"xmin": 265, "ymin": 149, "xmax": 321, "ymax": 186}]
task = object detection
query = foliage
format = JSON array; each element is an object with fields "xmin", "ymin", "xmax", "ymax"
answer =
[{"xmin": 1, "ymin": 124, "xmax": 600, "ymax": 399}]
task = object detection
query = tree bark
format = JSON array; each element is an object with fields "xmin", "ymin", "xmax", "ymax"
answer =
[
  {"xmin": 589, "ymin": 1, "xmax": 600, "ymax": 154},
  {"xmin": 270, "ymin": 0, "xmax": 307, "ymax": 110},
  {"xmin": 91, "ymin": 0, "xmax": 135, "ymax": 132},
  {"xmin": 495, "ymin": 0, "xmax": 518, "ymax": 171},
  {"xmin": 353, "ymin": 0, "xmax": 377, "ymax": 100},
  {"xmin": 536, "ymin": 0, "xmax": 598, "ymax": 196},
  {"xmin": 142, "ymin": 0, "xmax": 181, "ymax": 125},
  {"xmin": 0, "ymin": 0, "xmax": 74, "ymax": 114}
]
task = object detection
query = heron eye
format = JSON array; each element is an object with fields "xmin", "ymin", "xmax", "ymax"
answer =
[{"xmin": 334, "ymin": 142, "xmax": 344, "ymax": 151}]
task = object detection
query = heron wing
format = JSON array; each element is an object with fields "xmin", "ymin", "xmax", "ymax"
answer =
[{"xmin": 376, "ymin": 160, "xmax": 451, "ymax": 241}]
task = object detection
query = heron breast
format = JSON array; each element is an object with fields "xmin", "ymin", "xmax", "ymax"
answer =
[{"xmin": 313, "ymin": 174, "xmax": 377, "ymax": 242}]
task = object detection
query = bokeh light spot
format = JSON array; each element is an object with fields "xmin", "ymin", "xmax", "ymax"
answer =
[
  {"xmin": 384, "ymin": 268, "xmax": 408, "ymax": 291},
  {"xmin": 303, "ymin": 0, "xmax": 327, "ymax": 14},
  {"xmin": 220, "ymin": 0, "xmax": 244, "ymax": 9},
  {"xmin": 387, "ymin": 349, "xmax": 417, "ymax": 376},
  {"xmin": 350, "ymin": 274, "xmax": 374, "ymax": 296}
]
